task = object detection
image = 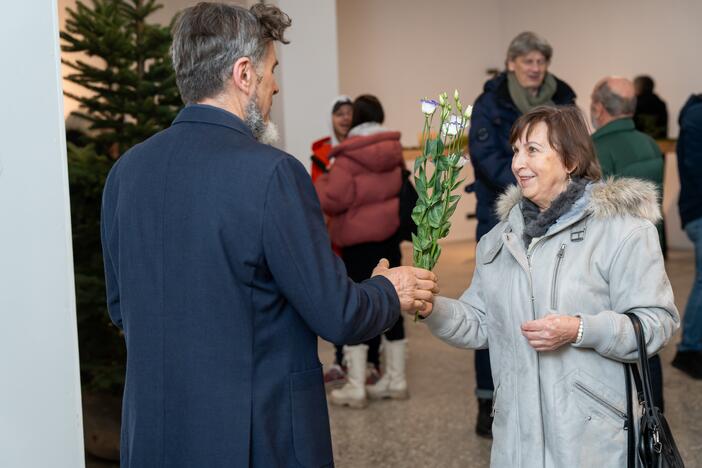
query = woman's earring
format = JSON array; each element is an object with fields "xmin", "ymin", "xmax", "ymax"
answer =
[{"xmin": 568, "ymin": 172, "xmax": 572, "ymax": 183}]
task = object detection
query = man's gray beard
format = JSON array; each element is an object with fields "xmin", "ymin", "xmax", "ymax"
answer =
[
  {"xmin": 590, "ymin": 113, "xmax": 600, "ymax": 131},
  {"xmin": 244, "ymin": 95, "xmax": 279, "ymax": 145}
]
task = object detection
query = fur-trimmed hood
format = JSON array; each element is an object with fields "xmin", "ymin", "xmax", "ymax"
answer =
[{"xmin": 495, "ymin": 177, "xmax": 661, "ymax": 224}]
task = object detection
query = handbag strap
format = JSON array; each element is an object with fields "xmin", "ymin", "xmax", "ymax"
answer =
[
  {"xmin": 625, "ymin": 363, "xmax": 635, "ymax": 468},
  {"xmin": 625, "ymin": 313, "xmax": 656, "ymax": 408}
]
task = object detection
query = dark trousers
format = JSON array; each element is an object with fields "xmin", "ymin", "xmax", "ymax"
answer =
[
  {"xmin": 334, "ymin": 234, "xmax": 404, "ymax": 368},
  {"xmin": 475, "ymin": 222, "xmax": 495, "ymax": 400}
]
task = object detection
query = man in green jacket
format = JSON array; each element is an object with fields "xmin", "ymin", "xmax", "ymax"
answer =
[
  {"xmin": 589, "ymin": 75, "xmax": 667, "ymax": 411},
  {"xmin": 590, "ymin": 76, "xmax": 665, "ymax": 248}
]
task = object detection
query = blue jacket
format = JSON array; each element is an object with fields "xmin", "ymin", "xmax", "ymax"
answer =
[
  {"xmin": 467, "ymin": 72, "xmax": 576, "ymax": 239},
  {"xmin": 100, "ymin": 104, "xmax": 400, "ymax": 468},
  {"xmin": 677, "ymin": 94, "xmax": 702, "ymax": 227}
]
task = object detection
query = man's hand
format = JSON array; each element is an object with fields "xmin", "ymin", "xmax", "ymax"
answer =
[
  {"xmin": 372, "ymin": 258, "xmax": 439, "ymax": 314},
  {"xmin": 521, "ymin": 314, "xmax": 580, "ymax": 351}
]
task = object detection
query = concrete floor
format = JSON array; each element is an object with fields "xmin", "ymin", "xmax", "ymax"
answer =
[{"xmin": 321, "ymin": 241, "xmax": 702, "ymax": 468}]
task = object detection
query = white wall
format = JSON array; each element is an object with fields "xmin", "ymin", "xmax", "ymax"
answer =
[
  {"xmin": 0, "ymin": 1, "xmax": 84, "ymax": 467},
  {"xmin": 273, "ymin": 0, "xmax": 340, "ymax": 169}
]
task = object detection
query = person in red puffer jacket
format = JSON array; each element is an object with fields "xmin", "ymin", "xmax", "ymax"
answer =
[
  {"xmin": 310, "ymin": 95, "xmax": 353, "ymax": 183},
  {"xmin": 311, "ymin": 96, "xmax": 353, "ymax": 388},
  {"xmin": 315, "ymin": 94, "xmax": 409, "ymax": 408}
]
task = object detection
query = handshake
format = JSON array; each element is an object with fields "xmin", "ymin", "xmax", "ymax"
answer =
[{"xmin": 371, "ymin": 258, "xmax": 439, "ymax": 316}]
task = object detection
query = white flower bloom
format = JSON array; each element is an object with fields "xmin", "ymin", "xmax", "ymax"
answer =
[
  {"xmin": 464, "ymin": 105, "xmax": 473, "ymax": 119},
  {"xmin": 457, "ymin": 154, "xmax": 469, "ymax": 168},
  {"xmin": 441, "ymin": 118, "xmax": 460, "ymax": 137},
  {"xmin": 420, "ymin": 99, "xmax": 439, "ymax": 116}
]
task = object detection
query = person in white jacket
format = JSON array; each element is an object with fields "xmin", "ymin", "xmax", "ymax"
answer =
[{"xmin": 416, "ymin": 105, "xmax": 679, "ymax": 468}]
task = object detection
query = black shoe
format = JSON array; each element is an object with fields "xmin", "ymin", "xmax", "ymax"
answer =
[
  {"xmin": 671, "ymin": 351, "xmax": 702, "ymax": 379},
  {"xmin": 475, "ymin": 398, "xmax": 493, "ymax": 439}
]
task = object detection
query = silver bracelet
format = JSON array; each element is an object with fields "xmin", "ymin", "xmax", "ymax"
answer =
[{"xmin": 574, "ymin": 316, "xmax": 584, "ymax": 344}]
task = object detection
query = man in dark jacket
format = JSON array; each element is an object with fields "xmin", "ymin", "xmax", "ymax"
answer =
[
  {"xmin": 633, "ymin": 75, "xmax": 668, "ymax": 139},
  {"xmin": 672, "ymin": 94, "xmax": 702, "ymax": 379},
  {"xmin": 590, "ymin": 75, "xmax": 667, "ymax": 409},
  {"xmin": 100, "ymin": 4, "xmax": 437, "ymax": 467},
  {"xmin": 466, "ymin": 31, "xmax": 575, "ymax": 437}
]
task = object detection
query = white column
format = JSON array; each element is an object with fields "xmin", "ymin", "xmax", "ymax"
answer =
[
  {"xmin": 0, "ymin": 1, "xmax": 85, "ymax": 467},
  {"xmin": 270, "ymin": 0, "xmax": 340, "ymax": 171}
]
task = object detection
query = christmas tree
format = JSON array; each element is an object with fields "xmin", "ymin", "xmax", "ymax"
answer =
[
  {"xmin": 62, "ymin": 0, "xmax": 181, "ymax": 157},
  {"xmin": 62, "ymin": 0, "xmax": 181, "ymax": 392}
]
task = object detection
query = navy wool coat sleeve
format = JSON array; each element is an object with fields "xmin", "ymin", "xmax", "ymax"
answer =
[{"xmin": 100, "ymin": 104, "xmax": 400, "ymax": 468}]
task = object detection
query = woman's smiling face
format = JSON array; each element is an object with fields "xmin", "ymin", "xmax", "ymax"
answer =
[{"xmin": 511, "ymin": 121, "xmax": 570, "ymax": 210}]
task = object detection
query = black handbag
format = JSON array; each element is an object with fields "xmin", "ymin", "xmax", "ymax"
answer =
[
  {"xmin": 398, "ymin": 168, "xmax": 418, "ymax": 241},
  {"xmin": 624, "ymin": 313, "xmax": 685, "ymax": 468}
]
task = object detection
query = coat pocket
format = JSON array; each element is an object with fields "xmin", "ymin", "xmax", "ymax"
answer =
[
  {"xmin": 566, "ymin": 369, "xmax": 627, "ymax": 430},
  {"xmin": 572, "ymin": 380, "xmax": 627, "ymax": 426},
  {"xmin": 554, "ymin": 370, "xmax": 628, "ymax": 466},
  {"xmin": 489, "ymin": 380, "xmax": 517, "ymax": 467},
  {"xmin": 290, "ymin": 367, "xmax": 334, "ymax": 467}
]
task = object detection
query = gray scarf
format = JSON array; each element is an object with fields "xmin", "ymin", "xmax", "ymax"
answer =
[
  {"xmin": 521, "ymin": 177, "xmax": 588, "ymax": 248},
  {"xmin": 507, "ymin": 72, "xmax": 557, "ymax": 114}
]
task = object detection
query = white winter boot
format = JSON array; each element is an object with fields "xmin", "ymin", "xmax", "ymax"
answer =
[
  {"xmin": 366, "ymin": 339, "xmax": 409, "ymax": 400},
  {"xmin": 329, "ymin": 344, "xmax": 368, "ymax": 409}
]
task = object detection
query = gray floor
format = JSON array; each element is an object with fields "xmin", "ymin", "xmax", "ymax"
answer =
[{"xmin": 321, "ymin": 241, "xmax": 702, "ymax": 468}]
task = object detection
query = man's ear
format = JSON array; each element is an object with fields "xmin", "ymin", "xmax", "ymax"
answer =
[{"xmin": 231, "ymin": 57, "xmax": 255, "ymax": 95}]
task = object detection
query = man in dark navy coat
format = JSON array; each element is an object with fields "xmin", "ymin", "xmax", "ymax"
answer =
[{"xmin": 100, "ymin": 4, "xmax": 437, "ymax": 467}]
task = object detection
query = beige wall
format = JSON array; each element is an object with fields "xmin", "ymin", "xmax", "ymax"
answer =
[
  {"xmin": 338, "ymin": 0, "xmax": 502, "ymax": 149},
  {"xmin": 338, "ymin": 0, "xmax": 702, "ymax": 145},
  {"xmin": 338, "ymin": 0, "xmax": 700, "ymax": 246}
]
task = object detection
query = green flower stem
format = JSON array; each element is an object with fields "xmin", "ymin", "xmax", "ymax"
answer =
[{"xmin": 413, "ymin": 93, "xmax": 469, "ymax": 322}]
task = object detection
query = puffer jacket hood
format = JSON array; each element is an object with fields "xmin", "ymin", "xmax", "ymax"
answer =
[
  {"xmin": 328, "ymin": 130, "xmax": 403, "ymax": 173},
  {"xmin": 496, "ymin": 177, "xmax": 661, "ymax": 224},
  {"xmin": 424, "ymin": 177, "xmax": 678, "ymax": 468}
]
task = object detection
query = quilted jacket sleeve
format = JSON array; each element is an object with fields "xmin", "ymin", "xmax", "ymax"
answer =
[{"xmin": 573, "ymin": 222, "xmax": 680, "ymax": 361}]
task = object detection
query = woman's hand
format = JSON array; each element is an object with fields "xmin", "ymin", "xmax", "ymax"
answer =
[{"xmin": 521, "ymin": 314, "xmax": 580, "ymax": 351}]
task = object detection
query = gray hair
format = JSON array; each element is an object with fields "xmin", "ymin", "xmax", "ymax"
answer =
[
  {"xmin": 593, "ymin": 81, "xmax": 637, "ymax": 117},
  {"xmin": 171, "ymin": 2, "xmax": 291, "ymax": 104},
  {"xmin": 506, "ymin": 31, "xmax": 553, "ymax": 63}
]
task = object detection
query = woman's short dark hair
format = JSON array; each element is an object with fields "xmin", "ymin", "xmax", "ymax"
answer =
[
  {"xmin": 351, "ymin": 94, "xmax": 384, "ymax": 128},
  {"xmin": 509, "ymin": 106, "xmax": 602, "ymax": 181}
]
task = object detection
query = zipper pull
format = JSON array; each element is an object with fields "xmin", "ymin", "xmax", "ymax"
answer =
[{"xmin": 557, "ymin": 243, "xmax": 566, "ymax": 258}]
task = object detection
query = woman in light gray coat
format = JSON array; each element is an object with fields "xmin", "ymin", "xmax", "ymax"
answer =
[{"xmin": 418, "ymin": 106, "xmax": 679, "ymax": 467}]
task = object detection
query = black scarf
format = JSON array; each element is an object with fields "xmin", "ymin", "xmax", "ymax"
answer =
[{"xmin": 521, "ymin": 177, "xmax": 588, "ymax": 248}]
